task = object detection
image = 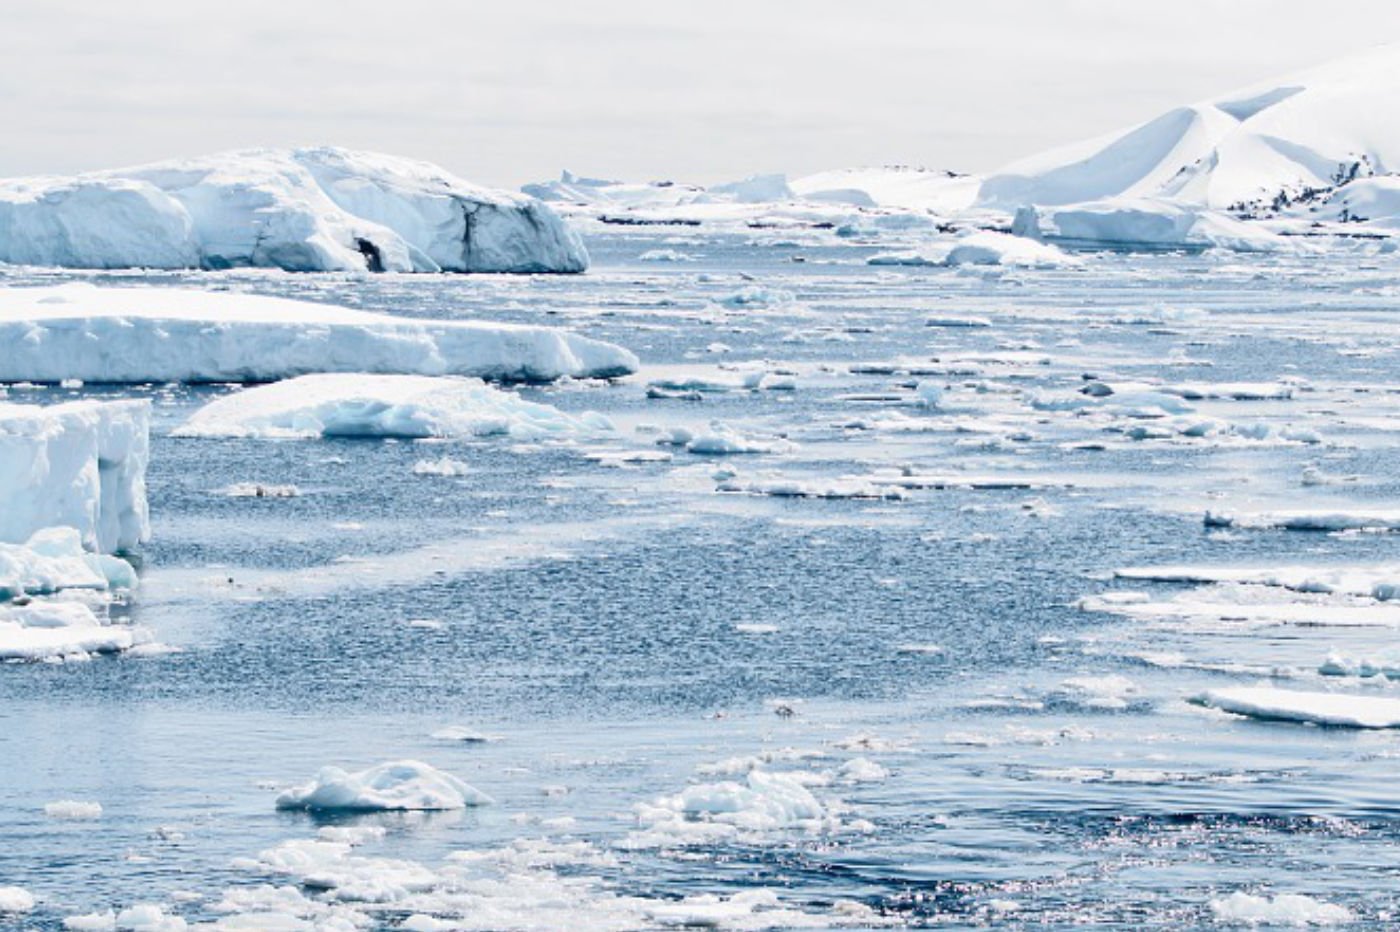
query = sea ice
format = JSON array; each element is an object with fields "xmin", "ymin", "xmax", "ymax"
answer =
[
  {"xmin": 175, "ymin": 374, "xmax": 613, "ymax": 441},
  {"xmin": 1209, "ymin": 891, "xmax": 1353, "ymax": 926},
  {"xmin": 0, "ymin": 284, "xmax": 637, "ymax": 384},
  {"xmin": 275, "ymin": 760, "xmax": 493, "ymax": 812},
  {"xmin": 1194, "ymin": 686, "xmax": 1400, "ymax": 728}
]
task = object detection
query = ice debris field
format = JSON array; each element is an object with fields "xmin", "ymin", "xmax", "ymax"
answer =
[{"xmin": 9, "ymin": 40, "xmax": 1400, "ymax": 932}]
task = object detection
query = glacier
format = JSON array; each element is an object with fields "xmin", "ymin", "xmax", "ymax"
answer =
[
  {"xmin": 0, "ymin": 147, "xmax": 588, "ymax": 274},
  {"xmin": 0, "ymin": 284, "xmax": 638, "ymax": 383}
]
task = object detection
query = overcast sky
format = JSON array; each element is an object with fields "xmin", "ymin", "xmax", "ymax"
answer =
[{"xmin": 4, "ymin": 1, "xmax": 1399, "ymax": 188}]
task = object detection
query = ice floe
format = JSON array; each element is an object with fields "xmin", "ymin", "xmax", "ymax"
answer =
[
  {"xmin": 1208, "ymin": 891, "xmax": 1353, "ymax": 926},
  {"xmin": 1194, "ymin": 686, "xmax": 1400, "ymax": 728},
  {"xmin": 275, "ymin": 760, "xmax": 492, "ymax": 812},
  {"xmin": 0, "ymin": 284, "xmax": 637, "ymax": 384},
  {"xmin": 175, "ymin": 374, "xmax": 613, "ymax": 441}
]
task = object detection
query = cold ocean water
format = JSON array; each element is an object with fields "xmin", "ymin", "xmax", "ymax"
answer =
[{"xmin": 6, "ymin": 230, "xmax": 1400, "ymax": 928}]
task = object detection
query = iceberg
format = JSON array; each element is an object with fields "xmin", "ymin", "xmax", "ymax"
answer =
[
  {"xmin": 0, "ymin": 399, "xmax": 149, "ymax": 554},
  {"xmin": 275, "ymin": 760, "xmax": 492, "ymax": 812},
  {"xmin": 0, "ymin": 147, "xmax": 587, "ymax": 273},
  {"xmin": 0, "ymin": 284, "xmax": 638, "ymax": 384},
  {"xmin": 175, "ymin": 373, "xmax": 613, "ymax": 441}
]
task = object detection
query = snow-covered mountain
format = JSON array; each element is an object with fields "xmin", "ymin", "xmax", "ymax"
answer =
[
  {"xmin": 0, "ymin": 148, "xmax": 589, "ymax": 274},
  {"xmin": 979, "ymin": 43, "xmax": 1400, "ymax": 217}
]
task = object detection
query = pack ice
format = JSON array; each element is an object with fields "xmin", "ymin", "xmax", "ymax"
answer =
[
  {"xmin": 0, "ymin": 284, "xmax": 638, "ymax": 383},
  {"xmin": 0, "ymin": 147, "xmax": 588, "ymax": 273}
]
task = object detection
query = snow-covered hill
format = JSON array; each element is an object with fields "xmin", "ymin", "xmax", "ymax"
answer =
[
  {"xmin": 0, "ymin": 148, "xmax": 588, "ymax": 274},
  {"xmin": 980, "ymin": 43, "xmax": 1400, "ymax": 217}
]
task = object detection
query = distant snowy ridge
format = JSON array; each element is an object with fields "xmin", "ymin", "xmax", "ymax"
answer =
[
  {"xmin": 979, "ymin": 42, "xmax": 1400, "ymax": 244},
  {"xmin": 0, "ymin": 399, "xmax": 149, "ymax": 554},
  {"xmin": 0, "ymin": 284, "xmax": 638, "ymax": 383},
  {"xmin": 0, "ymin": 147, "xmax": 588, "ymax": 273}
]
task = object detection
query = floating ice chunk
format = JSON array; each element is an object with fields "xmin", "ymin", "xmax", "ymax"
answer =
[
  {"xmin": 1057, "ymin": 674, "xmax": 1140, "ymax": 711},
  {"xmin": 0, "ymin": 600, "xmax": 141, "ymax": 661},
  {"xmin": 218, "ymin": 482, "xmax": 300, "ymax": 499},
  {"xmin": 734, "ymin": 622, "xmax": 779, "ymax": 634},
  {"xmin": 717, "ymin": 474, "xmax": 908, "ymax": 500},
  {"xmin": 0, "ymin": 886, "xmax": 34, "ymax": 913},
  {"xmin": 1209, "ymin": 891, "xmax": 1353, "ymax": 926},
  {"xmin": 717, "ymin": 285, "xmax": 796, "ymax": 309},
  {"xmin": 629, "ymin": 770, "xmax": 846, "ymax": 848},
  {"xmin": 0, "ymin": 147, "xmax": 587, "ymax": 273},
  {"xmin": 430, "ymin": 726, "xmax": 497, "ymax": 743},
  {"xmin": 837, "ymin": 758, "xmax": 889, "ymax": 784},
  {"xmin": 63, "ymin": 910, "xmax": 117, "ymax": 930},
  {"xmin": 275, "ymin": 760, "xmax": 492, "ymax": 812},
  {"xmin": 0, "ymin": 528, "xmax": 135, "ymax": 599},
  {"xmin": 925, "ymin": 315, "xmax": 992, "ymax": 328},
  {"xmin": 44, "ymin": 799, "xmax": 103, "ymax": 819},
  {"xmin": 0, "ymin": 285, "xmax": 636, "ymax": 384},
  {"xmin": 1205, "ymin": 508, "xmax": 1400, "ymax": 533},
  {"xmin": 412, "ymin": 457, "xmax": 471, "ymax": 477},
  {"xmin": 895, "ymin": 643, "xmax": 944, "ymax": 656},
  {"xmin": 1008, "ymin": 199, "xmax": 1289, "ymax": 252},
  {"xmin": 638, "ymin": 248, "xmax": 693, "ymax": 262},
  {"xmin": 114, "ymin": 903, "xmax": 186, "ymax": 931},
  {"xmin": 176, "ymin": 374, "xmax": 613, "ymax": 441},
  {"xmin": 914, "ymin": 381, "xmax": 943, "ymax": 408},
  {"xmin": 682, "ymin": 422, "xmax": 797, "ymax": 456},
  {"xmin": 944, "ymin": 231, "xmax": 1080, "ymax": 268},
  {"xmin": 1194, "ymin": 686, "xmax": 1400, "ymax": 728},
  {"xmin": 0, "ymin": 398, "xmax": 150, "ymax": 554},
  {"xmin": 1318, "ymin": 650, "xmax": 1400, "ymax": 680}
]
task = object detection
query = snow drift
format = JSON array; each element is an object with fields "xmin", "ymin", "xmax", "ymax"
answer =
[
  {"xmin": 0, "ymin": 284, "xmax": 638, "ymax": 383},
  {"xmin": 175, "ymin": 373, "xmax": 613, "ymax": 440},
  {"xmin": 0, "ymin": 147, "xmax": 588, "ymax": 273},
  {"xmin": 0, "ymin": 399, "xmax": 149, "ymax": 553}
]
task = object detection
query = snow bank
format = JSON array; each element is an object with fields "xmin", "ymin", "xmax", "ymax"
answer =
[
  {"xmin": 0, "ymin": 284, "xmax": 637, "ymax": 384},
  {"xmin": 176, "ymin": 374, "xmax": 612, "ymax": 441},
  {"xmin": 0, "ymin": 147, "xmax": 588, "ymax": 273},
  {"xmin": 1194, "ymin": 686, "xmax": 1400, "ymax": 728},
  {"xmin": 1209, "ymin": 891, "xmax": 1353, "ymax": 926},
  {"xmin": 275, "ymin": 760, "xmax": 491, "ymax": 812}
]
